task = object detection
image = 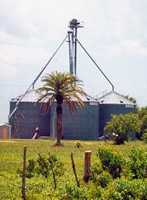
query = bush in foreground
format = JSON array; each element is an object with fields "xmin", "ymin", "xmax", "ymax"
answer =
[
  {"xmin": 142, "ymin": 131, "xmax": 147, "ymax": 143},
  {"xmin": 97, "ymin": 148, "xmax": 125, "ymax": 179},
  {"xmin": 128, "ymin": 148, "xmax": 147, "ymax": 179},
  {"xmin": 102, "ymin": 179, "xmax": 147, "ymax": 200}
]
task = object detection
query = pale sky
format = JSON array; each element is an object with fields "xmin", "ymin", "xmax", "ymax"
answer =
[{"xmin": 0, "ymin": 0, "xmax": 147, "ymax": 123}]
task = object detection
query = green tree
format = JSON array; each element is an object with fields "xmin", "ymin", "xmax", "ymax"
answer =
[
  {"xmin": 138, "ymin": 106, "xmax": 147, "ymax": 118},
  {"xmin": 37, "ymin": 71, "xmax": 86, "ymax": 146},
  {"xmin": 104, "ymin": 113, "xmax": 141, "ymax": 144},
  {"xmin": 137, "ymin": 107, "xmax": 147, "ymax": 139}
]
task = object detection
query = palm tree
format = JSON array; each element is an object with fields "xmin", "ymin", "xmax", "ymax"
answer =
[{"xmin": 37, "ymin": 71, "xmax": 87, "ymax": 146}]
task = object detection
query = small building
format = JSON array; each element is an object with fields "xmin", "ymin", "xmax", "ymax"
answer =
[{"xmin": 0, "ymin": 123, "xmax": 11, "ymax": 139}]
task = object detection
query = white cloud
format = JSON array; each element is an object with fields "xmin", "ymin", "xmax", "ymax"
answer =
[{"xmin": 104, "ymin": 39, "xmax": 147, "ymax": 57}]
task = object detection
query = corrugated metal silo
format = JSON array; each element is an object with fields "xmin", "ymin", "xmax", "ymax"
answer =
[
  {"xmin": 9, "ymin": 90, "xmax": 50, "ymax": 138},
  {"xmin": 50, "ymin": 98, "xmax": 99, "ymax": 140},
  {"xmin": 98, "ymin": 91, "xmax": 136, "ymax": 136}
]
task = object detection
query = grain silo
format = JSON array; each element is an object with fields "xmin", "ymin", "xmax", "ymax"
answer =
[
  {"xmin": 10, "ymin": 94, "xmax": 99, "ymax": 140},
  {"xmin": 62, "ymin": 102, "xmax": 99, "ymax": 140},
  {"xmin": 98, "ymin": 90, "xmax": 136, "ymax": 136},
  {"xmin": 49, "ymin": 97, "xmax": 99, "ymax": 140},
  {"xmin": 9, "ymin": 90, "xmax": 50, "ymax": 138},
  {"xmin": 8, "ymin": 19, "xmax": 136, "ymax": 140}
]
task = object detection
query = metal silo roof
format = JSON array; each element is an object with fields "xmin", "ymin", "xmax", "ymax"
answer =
[
  {"xmin": 97, "ymin": 91, "xmax": 135, "ymax": 105},
  {"xmin": 10, "ymin": 90, "xmax": 97, "ymax": 103},
  {"xmin": 11, "ymin": 90, "xmax": 39, "ymax": 102}
]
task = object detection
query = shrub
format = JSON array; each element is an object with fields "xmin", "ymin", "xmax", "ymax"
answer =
[
  {"xmin": 17, "ymin": 159, "xmax": 36, "ymax": 178},
  {"xmin": 17, "ymin": 153, "xmax": 64, "ymax": 190},
  {"xmin": 142, "ymin": 132, "xmax": 147, "ymax": 143},
  {"xmin": 104, "ymin": 113, "xmax": 141, "ymax": 144},
  {"xmin": 36, "ymin": 153, "xmax": 64, "ymax": 178},
  {"xmin": 86, "ymin": 184, "xmax": 101, "ymax": 200},
  {"xmin": 26, "ymin": 159, "xmax": 36, "ymax": 178},
  {"xmin": 59, "ymin": 182, "xmax": 102, "ymax": 200},
  {"xmin": 36, "ymin": 153, "xmax": 64, "ymax": 189},
  {"xmin": 103, "ymin": 179, "xmax": 147, "ymax": 200},
  {"xmin": 140, "ymin": 114, "xmax": 147, "ymax": 138},
  {"xmin": 91, "ymin": 162, "xmax": 112, "ymax": 188},
  {"xmin": 36, "ymin": 154, "xmax": 49, "ymax": 178},
  {"xmin": 128, "ymin": 148, "xmax": 147, "ymax": 179},
  {"xmin": 60, "ymin": 182, "xmax": 88, "ymax": 200},
  {"xmin": 115, "ymin": 179, "xmax": 138, "ymax": 199},
  {"xmin": 98, "ymin": 171, "xmax": 112, "ymax": 188},
  {"xmin": 97, "ymin": 148, "xmax": 124, "ymax": 178},
  {"xmin": 91, "ymin": 161, "xmax": 103, "ymax": 183}
]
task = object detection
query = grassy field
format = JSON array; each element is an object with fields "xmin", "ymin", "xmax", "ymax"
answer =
[{"xmin": 0, "ymin": 139, "xmax": 147, "ymax": 199}]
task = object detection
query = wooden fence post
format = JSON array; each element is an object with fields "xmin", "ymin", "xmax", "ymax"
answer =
[
  {"xmin": 83, "ymin": 150, "xmax": 92, "ymax": 183},
  {"xmin": 22, "ymin": 146, "xmax": 27, "ymax": 200}
]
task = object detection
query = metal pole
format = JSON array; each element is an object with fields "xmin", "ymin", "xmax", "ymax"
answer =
[
  {"xmin": 9, "ymin": 35, "xmax": 67, "ymax": 121},
  {"xmin": 69, "ymin": 19, "xmax": 83, "ymax": 76},
  {"xmin": 74, "ymin": 27, "xmax": 77, "ymax": 76},
  {"xmin": 68, "ymin": 31, "xmax": 74, "ymax": 74},
  {"xmin": 71, "ymin": 31, "xmax": 74, "ymax": 74},
  {"xmin": 77, "ymin": 38, "xmax": 115, "ymax": 91}
]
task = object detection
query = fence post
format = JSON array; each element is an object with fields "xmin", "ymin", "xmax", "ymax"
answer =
[
  {"xmin": 83, "ymin": 150, "xmax": 92, "ymax": 183},
  {"xmin": 71, "ymin": 152, "xmax": 80, "ymax": 187},
  {"xmin": 22, "ymin": 146, "xmax": 27, "ymax": 200}
]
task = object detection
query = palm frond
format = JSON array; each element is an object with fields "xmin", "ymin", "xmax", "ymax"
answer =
[{"xmin": 36, "ymin": 71, "xmax": 87, "ymax": 111}]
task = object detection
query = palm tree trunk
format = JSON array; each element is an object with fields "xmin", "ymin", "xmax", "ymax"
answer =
[{"xmin": 56, "ymin": 103, "xmax": 63, "ymax": 145}]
